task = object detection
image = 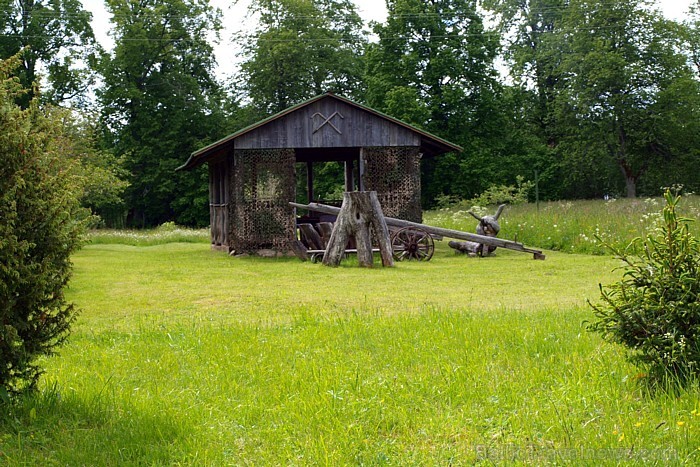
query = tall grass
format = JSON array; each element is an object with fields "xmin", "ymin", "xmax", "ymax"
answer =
[
  {"xmin": 88, "ymin": 221, "xmax": 209, "ymax": 246},
  {"xmin": 424, "ymin": 195, "xmax": 700, "ymax": 255}
]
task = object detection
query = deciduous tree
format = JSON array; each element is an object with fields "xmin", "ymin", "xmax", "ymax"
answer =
[
  {"xmin": 0, "ymin": 0, "xmax": 100, "ymax": 107},
  {"xmin": 237, "ymin": 0, "xmax": 366, "ymax": 115},
  {"xmin": 366, "ymin": 0, "xmax": 522, "ymax": 203},
  {"xmin": 99, "ymin": 0, "xmax": 226, "ymax": 227},
  {"xmin": 554, "ymin": 0, "xmax": 698, "ymax": 198}
]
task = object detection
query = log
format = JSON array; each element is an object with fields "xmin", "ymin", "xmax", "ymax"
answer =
[
  {"xmin": 290, "ymin": 239, "xmax": 309, "ymax": 261},
  {"xmin": 291, "ymin": 201, "xmax": 545, "ymax": 260},
  {"xmin": 322, "ymin": 192, "xmax": 394, "ymax": 267},
  {"xmin": 316, "ymin": 222, "xmax": 334, "ymax": 246},
  {"xmin": 448, "ymin": 240, "xmax": 482, "ymax": 256},
  {"xmin": 298, "ymin": 223, "xmax": 324, "ymax": 250}
]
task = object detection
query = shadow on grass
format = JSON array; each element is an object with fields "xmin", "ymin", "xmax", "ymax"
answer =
[{"xmin": 0, "ymin": 382, "xmax": 186, "ymax": 464}]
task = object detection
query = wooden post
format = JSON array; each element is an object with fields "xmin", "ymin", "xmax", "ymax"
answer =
[
  {"xmin": 344, "ymin": 159, "xmax": 354, "ymax": 191},
  {"xmin": 323, "ymin": 191, "xmax": 394, "ymax": 267},
  {"xmin": 358, "ymin": 149, "xmax": 365, "ymax": 191},
  {"xmin": 307, "ymin": 161, "xmax": 314, "ymax": 202}
]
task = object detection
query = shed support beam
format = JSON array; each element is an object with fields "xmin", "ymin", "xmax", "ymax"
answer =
[
  {"xmin": 306, "ymin": 161, "xmax": 314, "ymax": 202},
  {"xmin": 344, "ymin": 159, "xmax": 354, "ymax": 191}
]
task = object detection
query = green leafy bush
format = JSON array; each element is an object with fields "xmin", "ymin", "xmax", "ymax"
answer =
[
  {"xmin": 435, "ymin": 176, "xmax": 534, "ymax": 210},
  {"xmin": 0, "ymin": 55, "xmax": 86, "ymax": 395},
  {"xmin": 588, "ymin": 190, "xmax": 700, "ymax": 384},
  {"xmin": 470, "ymin": 176, "xmax": 534, "ymax": 207}
]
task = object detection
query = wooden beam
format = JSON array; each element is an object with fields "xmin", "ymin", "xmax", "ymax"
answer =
[
  {"xmin": 344, "ymin": 159, "xmax": 354, "ymax": 191},
  {"xmin": 306, "ymin": 161, "xmax": 314, "ymax": 202}
]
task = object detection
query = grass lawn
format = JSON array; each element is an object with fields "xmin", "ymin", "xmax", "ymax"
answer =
[{"xmin": 2, "ymin": 241, "xmax": 699, "ymax": 465}]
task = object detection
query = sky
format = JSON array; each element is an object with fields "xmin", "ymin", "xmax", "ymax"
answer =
[{"xmin": 82, "ymin": 0, "xmax": 695, "ymax": 80}]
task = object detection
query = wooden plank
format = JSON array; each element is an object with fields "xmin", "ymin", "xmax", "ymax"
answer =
[
  {"xmin": 291, "ymin": 201, "xmax": 546, "ymax": 259},
  {"xmin": 317, "ymin": 222, "xmax": 334, "ymax": 245}
]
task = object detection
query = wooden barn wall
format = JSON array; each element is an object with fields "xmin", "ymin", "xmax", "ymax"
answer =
[
  {"xmin": 234, "ymin": 98, "xmax": 422, "ymax": 150},
  {"xmin": 228, "ymin": 149, "xmax": 296, "ymax": 253},
  {"xmin": 362, "ymin": 147, "xmax": 422, "ymax": 223}
]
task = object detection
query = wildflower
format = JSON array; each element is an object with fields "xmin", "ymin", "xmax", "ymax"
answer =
[
  {"xmin": 634, "ymin": 422, "xmax": 642, "ymax": 427},
  {"xmin": 618, "ymin": 433, "xmax": 625, "ymax": 442},
  {"xmin": 677, "ymin": 421, "xmax": 685, "ymax": 427}
]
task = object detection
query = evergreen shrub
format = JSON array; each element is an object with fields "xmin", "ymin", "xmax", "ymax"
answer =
[
  {"xmin": 0, "ymin": 55, "xmax": 86, "ymax": 396},
  {"xmin": 588, "ymin": 190, "xmax": 700, "ymax": 385}
]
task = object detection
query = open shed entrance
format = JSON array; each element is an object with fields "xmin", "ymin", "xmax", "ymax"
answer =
[{"xmin": 295, "ymin": 147, "xmax": 363, "ymax": 207}]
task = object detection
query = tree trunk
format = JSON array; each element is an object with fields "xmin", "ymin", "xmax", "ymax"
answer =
[
  {"xmin": 619, "ymin": 162, "xmax": 637, "ymax": 198},
  {"xmin": 322, "ymin": 191, "xmax": 394, "ymax": 268}
]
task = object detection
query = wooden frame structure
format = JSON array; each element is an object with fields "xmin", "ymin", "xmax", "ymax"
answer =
[{"xmin": 177, "ymin": 93, "xmax": 462, "ymax": 253}]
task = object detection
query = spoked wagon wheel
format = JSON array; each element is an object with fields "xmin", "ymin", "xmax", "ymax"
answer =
[{"xmin": 391, "ymin": 227, "xmax": 435, "ymax": 261}]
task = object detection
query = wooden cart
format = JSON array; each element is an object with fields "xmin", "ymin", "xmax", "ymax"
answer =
[{"xmin": 292, "ymin": 202, "xmax": 545, "ymax": 262}]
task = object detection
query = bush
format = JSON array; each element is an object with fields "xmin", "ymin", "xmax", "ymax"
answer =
[
  {"xmin": 587, "ymin": 190, "xmax": 700, "ymax": 385},
  {"xmin": 0, "ymin": 55, "xmax": 86, "ymax": 396},
  {"xmin": 435, "ymin": 176, "xmax": 534, "ymax": 211}
]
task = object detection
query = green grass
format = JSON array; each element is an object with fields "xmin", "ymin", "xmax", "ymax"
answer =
[
  {"xmin": 425, "ymin": 194, "xmax": 700, "ymax": 255},
  {"xmin": 1, "ymin": 239, "xmax": 699, "ymax": 465},
  {"xmin": 3, "ymin": 196, "xmax": 700, "ymax": 464}
]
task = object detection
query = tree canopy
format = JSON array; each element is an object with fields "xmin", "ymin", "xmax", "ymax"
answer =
[
  {"xmin": 237, "ymin": 0, "xmax": 367, "ymax": 116},
  {"xmin": 0, "ymin": 0, "xmax": 100, "ymax": 107},
  {"xmin": 99, "ymin": 0, "xmax": 227, "ymax": 227},
  {"xmin": 1, "ymin": 0, "xmax": 698, "ymax": 229}
]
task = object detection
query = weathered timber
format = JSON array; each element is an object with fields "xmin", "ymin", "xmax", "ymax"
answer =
[
  {"xmin": 291, "ymin": 239, "xmax": 309, "ymax": 261},
  {"xmin": 322, "ymin": 192, "xmax": 394, "ymax": 267},
  {"xmin": 451, "ymin": 204, "xmax": 506, "ymax": 256},
  {"xmin": 298, "ymin": 223, "xmax": 325, "ymax": 250},
  {"xmin": 317, "ymin": 222, "xmax": 334, "ymax": 246},
  {"xmin": 448, "ymin": 240, "xmax": 482, "ymax": 256},
  {"xmin": 291, "ymin": 201, "xmax": 545, "ymax": 260}
]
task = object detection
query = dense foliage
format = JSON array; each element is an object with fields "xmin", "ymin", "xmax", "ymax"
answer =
[
  {"xmin": 0, "ymin": 56, "xmax": 86, "ymax": 395},
  {"xmin": 99, "ymin": 0, "xmax": 227, "ymax": 227},
  {"xmin": 237, "ymin": 0, "xmax": 367, "ymax": 116},
  {"xmin": 0, "ymin": 0, "xmax": 100, "ymax": 107},
  {"xmin": 588, "ymin": 191, "xmax": 700, "ymax": 385},
  {"xmin": 0, "ymin": 0, "xmax": 697, "ymax": 226}
]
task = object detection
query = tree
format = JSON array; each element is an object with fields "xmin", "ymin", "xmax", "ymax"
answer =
[
  {"xmin": 483, "ymin": 0, "xmax": 566, "ymax": 143},
  {"xmin": 0, "ymin": 0, "xmax": 100, "ymax": 107},
  {"xmin": 99, "ymin": 0, "xmax": 226, "ymax": 227},
  {"xmin": 57, "ymin": 110, "xmax": 130, "ymax": 227},
  {"xmin": 554, "ymin": 0, "xmax": 699, "ymax": 198},
  {"xmin": 0, "ymin": 54, "xmax": 86, "ymax": 395},
  {"xmin": 683, "ymin": 1, "xmax": 700, "ymax": 78},
  {"xmin": 366, "ymin": 0, "xmax": 523, "ymax": 204},
  {"xmin": 237, "ymin": 0, "xmax": 367, "ymax": 115},
  {"xmin": 588, "ymin": 190, "xmax": 700, "ymax": 386}
]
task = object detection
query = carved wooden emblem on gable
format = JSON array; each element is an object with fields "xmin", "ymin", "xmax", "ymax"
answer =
[{"xmin": 311, "ymin": 111, "xmax": 344, "ymax": 134}]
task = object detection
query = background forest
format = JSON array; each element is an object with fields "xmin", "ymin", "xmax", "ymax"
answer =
[{"xmin": 2, "ymin": 0, "xmax": 699, "ymax": 228}]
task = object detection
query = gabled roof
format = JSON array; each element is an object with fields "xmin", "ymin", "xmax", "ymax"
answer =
[{"xmin": 177, "ymin": 92, "xmax": 462, "ymax": 171}]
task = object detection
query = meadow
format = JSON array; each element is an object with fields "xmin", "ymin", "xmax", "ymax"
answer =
[
  {"xmin": 1, "ymin": 196, "xmax": 700, "ymax": 465},
  {"xmin": 425, "ymin": 194, "xmax": 700, "ymax": 255}
]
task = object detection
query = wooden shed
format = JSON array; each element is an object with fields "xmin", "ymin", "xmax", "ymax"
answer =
[{"xmin": 177, "ymin": 93, "xmax": 462, "ymax": 253}]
